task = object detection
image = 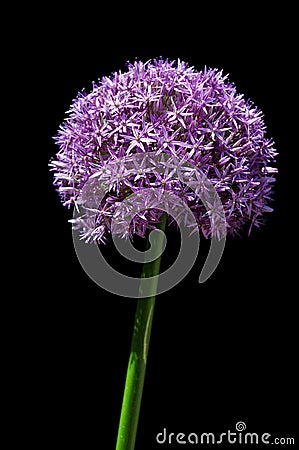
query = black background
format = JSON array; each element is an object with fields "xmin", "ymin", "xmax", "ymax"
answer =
[{"xmin": 42, "ymin": 5, "xmax": 297, "ymax": 449}]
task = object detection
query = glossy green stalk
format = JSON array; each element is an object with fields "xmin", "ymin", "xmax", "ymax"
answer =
[{"xmin": 116, "ymin": 214, "xmax": 167, "ymax": 450}]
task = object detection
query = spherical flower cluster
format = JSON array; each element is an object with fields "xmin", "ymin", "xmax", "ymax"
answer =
[{"xmin": 50, "ymin": 59, "xmax": 277, "ymax": 242}]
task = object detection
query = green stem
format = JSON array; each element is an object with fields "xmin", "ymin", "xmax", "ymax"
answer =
[{"xmin": 115, "ymin": 214, "xmax": 167, "ymax": 450}]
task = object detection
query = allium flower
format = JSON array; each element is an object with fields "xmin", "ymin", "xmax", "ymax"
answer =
[{"xmin": 50, "ymin": 59, "xmax": 277, "ymax": 242}]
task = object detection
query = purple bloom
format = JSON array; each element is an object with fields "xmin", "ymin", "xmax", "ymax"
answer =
[{"xmin": 50, "ymin": 59, "xmax": 277, "ymax": 242}]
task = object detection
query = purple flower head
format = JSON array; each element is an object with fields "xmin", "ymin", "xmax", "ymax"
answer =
[{"xmin": 50, "ymin": 59, "xmax": 277, "ymax": 242}]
